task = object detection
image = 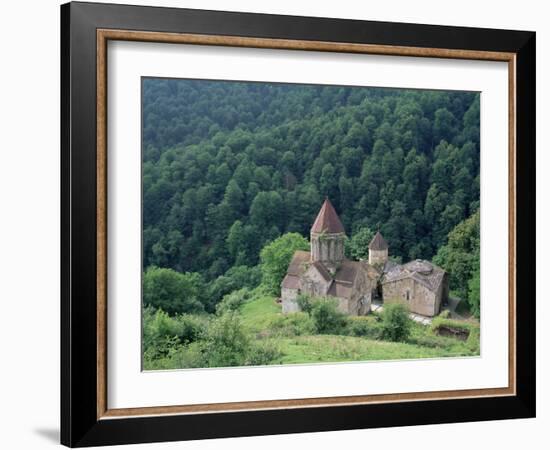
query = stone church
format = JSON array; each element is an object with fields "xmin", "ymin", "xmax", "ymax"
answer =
[{"xmin": 281, "ymin": 198, "xmax": 449, "ymax": 317}]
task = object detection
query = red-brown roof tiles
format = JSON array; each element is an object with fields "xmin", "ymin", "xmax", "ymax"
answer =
[
  {"xmin": 369, "ymin": 231, "xmax": 388, "ymax": 250},
  {"xmin": 281, "ymin": 274, "xmax": 301, "ymax": 290},
  {"xmin": 286, "ymin": 250, "xmax": 310, "ymax": 276},
  {"xmin": 310, "ymin": 198, "xmax": 345, "ymax": 234},
  {"xmin": 333, "ymin": 260, "xmax": 360, "ymax": 284}
]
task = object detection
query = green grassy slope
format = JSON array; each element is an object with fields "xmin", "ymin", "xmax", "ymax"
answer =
[{"xmin": 238, "ymin": 295, "xmax": 479, "ymax": 366}]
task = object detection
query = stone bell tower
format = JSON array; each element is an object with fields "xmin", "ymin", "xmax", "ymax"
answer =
[
  {"xmin": 368, "ymin": 231, "xmax": 389, "ymax": 266},
  {"xmin": 310, "ymin": 198, "xmax": 346, "ymax": 273}
]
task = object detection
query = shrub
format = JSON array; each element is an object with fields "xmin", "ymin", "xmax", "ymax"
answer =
[
  {"xmin": 380, "ymin": 303, "xmax": 411, "ymax": 342},
  {"xmin": 142, "ymin": 307, "xmax": 182, "ymax": 359},
  {"xmin": 295, "ymin": 296, "xmax": 348, "ymax": 335},
  {"xmin": 207, "ymin": 266, "xmax": 263, "ymax": 312},
  {"xmin": 347, "ymin": 316, "xmax": 382, "ymax": 339},
  {"xmin": 310, "ymin": 298, "xmax": 348, "ymax": 335},
  {"xmin": 142, "ymin": 307, "xmax": 208, "ymax": 362},
  {"xmin": 296, "ymin": 294, "xmax": 313, "ymax": 315},
  {"xmin": 143, "ymin": 266, "xmax": 205, "ymax": 315},
  {"xmin": 198, "ymin": 312, "xmax": 282, "ymax": 367},
  {"xmin": 246, "ymin": 340, "xmax": 282, "ymax": 366},
  {"xmin": 215, "ymin": 288, "xmax": 253, "ymax": 315},
  {"xmin": 268, "ymin": 312, "xmax": 316, "ymax": 337},
  {"xmin": 347, "ymin": 319, "xmax": 369, "ymax": 337},
  {"xmin": 200, "ymin": 312, "xmax": 251, "ymax": 367},
  {"xmin": 164, "ymin": 342, "xmax": 205, "ymax": 369},
  {"xmin": 206, "ymin": 275, "xmax": 237, "ymax": 312},
  {"xmin": 175, "ymin": 314, "xmax": 208, "ymax": 344}
]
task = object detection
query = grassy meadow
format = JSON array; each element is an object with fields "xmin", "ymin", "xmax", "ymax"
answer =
[{"xmin": 142, "ymin": 289, "xmax": 480, "ymax": 371}]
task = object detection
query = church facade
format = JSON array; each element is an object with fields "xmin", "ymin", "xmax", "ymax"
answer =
[{"xmin": 280, "ymin": 199, "xmax": 449, "ymax": 317}]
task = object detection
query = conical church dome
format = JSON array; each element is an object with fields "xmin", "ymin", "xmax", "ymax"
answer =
[{"xmin": 310, "ymin": 198, "xmax": 345, "ymax": 234}]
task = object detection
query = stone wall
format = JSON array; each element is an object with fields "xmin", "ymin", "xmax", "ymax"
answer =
[
  {"xmin": 335, "ymin": 297, "xmax": 349, "ymax": 314},
  {"xmin": 335, "ymin": 270, "xmax": 375, "ymax": 316},
  {"xmin": 369, "ymin": 248, "xmax": 388, "ymax": 265},
  {"xmin": 353, "ymin": 271, "xmax": 372, "ymax": 315},
  {"xmin": 382, "ymin": 278, "xmax": 438, "ymax": 316},
  {"xmin": 310, "ymin": 232, "xmax": 345, "ymax": 267},
  {"xmin": 302, "ymin": 265, "xmax": 331, "ymax": 297},
  {"xmin": 281, "ymin": 287, "xmax": 300, "ymax": 313},
  {"xmin": 412, "ymin": 282, "xmax": 438, "ymax": 316}
]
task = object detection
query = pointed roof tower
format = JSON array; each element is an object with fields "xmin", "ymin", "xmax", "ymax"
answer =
[
  {"xmin": 369, "ymin": 231, "xmax": 388, "ymax": 250},
  {"xmin": 311, "ymin": 198, "xmax": 345, "ymax": 234}
]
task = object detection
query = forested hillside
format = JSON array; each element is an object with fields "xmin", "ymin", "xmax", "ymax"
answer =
[{"xmin": 142, "ymin": 78, "xmax": 480, "ymax": 282}]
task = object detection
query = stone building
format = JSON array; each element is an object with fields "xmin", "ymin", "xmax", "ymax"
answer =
[
  {"xmin": 381, "ymin": 260, "xmax": 448, "ymax": 317},
  {"xmin": 280, "ymin": 198, "xmax": 449, "ymax": 317},
  {"xmin": 281, "ymin": 198, "xmax": 376, "ymax": 315},
  {"xmin": 368, "ymin": 231, "xmax": 389, "ymax": 266}
]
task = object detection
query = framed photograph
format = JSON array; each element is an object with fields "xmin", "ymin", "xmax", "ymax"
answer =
[{"xmin": 61, "ymin": 1, "xmax": 536, "ymax": 447}]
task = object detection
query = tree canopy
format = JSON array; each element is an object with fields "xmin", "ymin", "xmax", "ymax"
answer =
[
  {"xmin": 142, "ymin": 78, "xmax": 480, "ymax": 305},
  {"xmin": 259, "ymin": 233, "xmax": 310, "ymax": 295},
  {"xmin": 143, "ymin": 267, "xmax": 205, "ymax": 315},
  {"xmin": 345, "ymin": 226, "xmax": 375, "ymax": 260},
  {"xmin": 433, "ymin": 209, "xmax": 480, "ymax": 315}
]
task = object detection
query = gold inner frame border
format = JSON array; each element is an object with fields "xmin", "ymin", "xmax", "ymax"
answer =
[{"xmin": 96, "ymin": 28, "xmax": 517, "ymax": 420}]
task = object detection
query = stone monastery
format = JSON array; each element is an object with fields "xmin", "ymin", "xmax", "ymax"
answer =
[{"xmin": 281, "ymin": 198, "xmax": 449, "ymax": 317}]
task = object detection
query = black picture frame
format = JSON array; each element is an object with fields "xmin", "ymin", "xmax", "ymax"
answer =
[{"xmin": 61, "ymin": 1, "xmax": 536, "ymax": 447}]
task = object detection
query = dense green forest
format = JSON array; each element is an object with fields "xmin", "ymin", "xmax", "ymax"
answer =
[
  {"xmin": 143, "ymin": 79, "xmax": 480, "ymax": 286},
  {"xmin": 141, "ymin": 78, "xmax": 481, "ymax": 369}
]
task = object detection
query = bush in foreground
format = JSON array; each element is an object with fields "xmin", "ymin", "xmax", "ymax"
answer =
[
  {"xmin": 199, "ymin": 312, "xmax": 251, "ymax": 367},
  {"xmin": 347, "ymin": 316, "xmax": 382, "ymax": 339},
  {"xmin": 380, "ymin": 303, "xmax": 412, "ymax": 342},
  {"xmin": 310, "ymin": 298, "xmax": 348, "ymax": 335},
  {"xmin": 142, "ymin": 307, "xmax": 209, "ymax": 365},
  {"xmin": 246, "ymin": 340, "xmax": 282, "ymax": 366},
  {"xmin": 189, "ymin": 312, "xmax": 282, "ymax": 368},
  {"xmin": 296, "ymin": 295, "xmax": 348, "ymax": 335},
  {"xmin": 268, "ymin": 312, "xmax": 316, "ymax": 337}
]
